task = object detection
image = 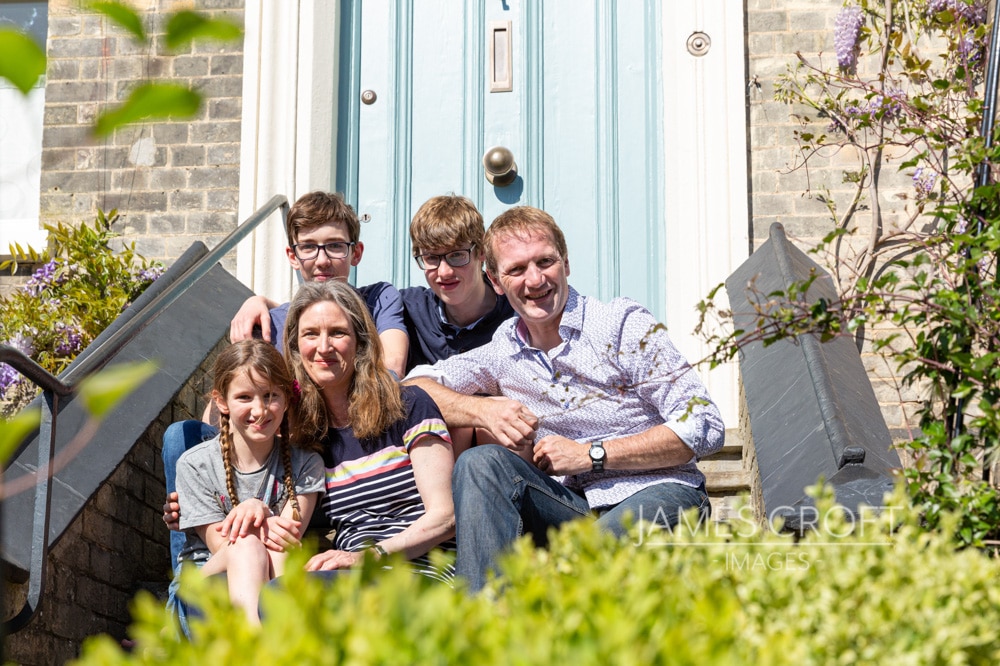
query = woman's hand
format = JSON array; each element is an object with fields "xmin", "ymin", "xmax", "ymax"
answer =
[
  {"xmin": 217, "ymin": 498, "xmax": 272, "ymax": 542},
  {"xmin": 162, "ymin": 491, "xmax": 181, "ymax": 531},
  {"xmin": 262, "ymin": 514, "xmax": 303, "ymax": 552},
  {"xmin": 305, "ymin": 549, "xmax": 365, "ymax": 571}
]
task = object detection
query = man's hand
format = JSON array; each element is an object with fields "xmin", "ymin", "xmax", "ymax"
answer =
[
  {"xmin": 230, "ymin": 295, "xmax": 275, "ymax": 342},
  {"xmin": 305, "ymin": 549, "xmax": 365, "ymax": 571},
  {"xmin": 163, "ymin": 492, "xmax": 181, "ymax": 531},
  {"xmin": 533, "ymin": 435, "xmax": 591, "ymax": 476},
  {"xmin": 216, "ymin": 498, "xmax": 272, "ymax": 543},
  {"xmin": 482, "ymin": 396, "xmax": 540, "ymax": 450}
]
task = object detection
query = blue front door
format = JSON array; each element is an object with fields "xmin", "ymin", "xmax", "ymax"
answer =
[{"xmin": 337, "ymin": 0, "xmax": 666, "ymax": 320}]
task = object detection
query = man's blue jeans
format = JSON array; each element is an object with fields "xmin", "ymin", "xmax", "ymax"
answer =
[{"xmin": 452, "ymin": 444, "xmax": 710, "ymax": 592}]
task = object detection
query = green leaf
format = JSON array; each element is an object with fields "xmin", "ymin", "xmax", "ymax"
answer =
[
  {"xmin": 0, "ymin": 408, "xmax": 41, "ymax": 466},
  {"xmin": 164, "ymin": 10, "xmax": 243, "ymax": 51},
  {"xmin": 87, "ymin": 1, "xmax": 147, "ymax": 43},
  {"xmin": 77, "ymin": 361, "xmax": 158, "ymax": 418},
  {"xmin": 0, "ymin": 28, "xmax": 46, "ymax": 94},
  {"xmin": 93, "ymin": 83, "xmax": 201, "ymax": 136}
]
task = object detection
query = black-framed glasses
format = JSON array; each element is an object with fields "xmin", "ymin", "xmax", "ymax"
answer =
[
  {"xmin": 292, "ymin": 242, "xmax": 356, "ymax": 261},
  {"xmin": 414, "ymin": 246, "xmax": 475, "ymax": 270}
]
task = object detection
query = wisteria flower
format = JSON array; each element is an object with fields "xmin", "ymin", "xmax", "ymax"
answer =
[
  {"xmin": 913, "ymin": 166, "xmax": 938, "ymax": 197},
  {"xmin": 23, "ymin": 259, "xmax": 60, "ymax": 297},
  {"xmin": 0, "ymin": 363, "xmax": 21, "ymax": 400},
  {"xmin": 53, "ymin": 323, "xmax": 84, "ymax": 357},
  {"xmin": 845, "ymin": 102, "xmax": 865, "ymax": 117},
  {"xmin": 834, "ymin": 5, "xmax": 864, "ymax": 70},
  {"xmin": 8, "ymin": 332, "xmax": 36, "ymax": 358},
  {"xmin": 928, "ymin": 0, "xmax": 988, "ymax": 25},
  {"xmin": 134, "ymin": 265, "xmax": 165, "ymax": 284}
]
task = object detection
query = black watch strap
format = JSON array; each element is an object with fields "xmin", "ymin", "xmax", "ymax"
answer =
[{"xmin": 589, "ymin": 440, "xmax": 606, "ymax": 472}]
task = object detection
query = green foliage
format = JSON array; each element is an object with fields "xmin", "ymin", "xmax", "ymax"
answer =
[
  {"xmin": 163, "ymin": 10, "xmax": 244, "ymax": 51},
  {"xmin": 86, "ymin": 1, "xmax": 243, "ymax": 136},
  {"xmin": 78, "ymin": 361, "xmax": 159, "ymax": 418},
  {"xmin": 0, "ymin": 407, "xmax": 40, "ymax": 464},
  {"xmin": 0, "ymin": 211, "xmax": 164, "ymax": 418},
  {"xmin": 88, "ymin": 1, "xmax": 147, "ymax": 42},
  {"xmin": 0, "ymin": 27, "xmax": 46, "ymax": 93},
  {"xmin": 93, "ymin": 83, "xmax": 202, "ymax": 137},
  {"xmin": 700, "ymin": 0, "xmax": 1000, "ymax": 548},
  {"xmin": 73, "ymin": 487, "xmax": 1000, "ymax": 665},
  {"xmin": 0, "ymin": 1, "xmax": 242, "ymax": 135}
]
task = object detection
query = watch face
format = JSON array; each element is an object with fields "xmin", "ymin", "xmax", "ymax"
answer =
[{"xmin": 590, "ymin": 444, "xmax": 606, "ymax": 460}]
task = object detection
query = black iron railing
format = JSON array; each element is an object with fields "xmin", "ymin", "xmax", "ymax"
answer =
[{"xmin": 0, "ymin": 194, "xmax": 289, "ymax": 635}]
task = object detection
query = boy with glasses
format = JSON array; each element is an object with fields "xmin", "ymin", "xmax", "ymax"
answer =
[
  {"xmin": 401, "ymin": 194, "xmax": 515, "ymax": 370},
  {"xmin": 230, "ymin": 191, "xmax": 408, "ymax": 375}
]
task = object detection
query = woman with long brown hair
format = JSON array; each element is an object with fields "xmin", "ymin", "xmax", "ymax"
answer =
[{"xmin": 284, "ymin": 280, "xmax": 455, "ymax": 579}]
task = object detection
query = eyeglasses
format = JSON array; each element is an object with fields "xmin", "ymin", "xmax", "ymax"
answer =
[
  {"xmin": 414, "ymin": 246, "xmax": 475, "ymax": 270},
  {"xmin": 291, "ymin": 242, "xmax": 356, "ymax": 261}
]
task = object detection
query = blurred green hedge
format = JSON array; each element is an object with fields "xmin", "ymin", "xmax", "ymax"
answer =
[{"xmin": 75, "ymin": 487, "xmax": 1000, "ymax": 665}]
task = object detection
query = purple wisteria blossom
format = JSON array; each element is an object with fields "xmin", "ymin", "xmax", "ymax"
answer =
[
  {"xmin": 845, "ymin": 102, "xmax": 865, "ymax": 117},
  {"xmin": 0, "ymin": 363, "xmax": 21, "ymax": 400},
  {"xmin": 23, "ymin": 259, "xmax": 59, "ymax": 297},
  {"xmin": 134, "ymin": 265, "xmax": 165, "ymax": 283},
  {"xmin": 835, "ymin": 88, "xmax": 906, "ymax": 131},
  {"xmin": 53, "ymin": 323, "xmax": 84, "ymax": 357},
  {"xmin": 928, "ymin": 0, "xmax": 988, "ymax": 25},
  {"xmin": 22, "ymin": 260, "xmax": 77, "ymax": 297},
  {"xmin": 913, "ymin": 166, "xmax": 938, "ymax": 197},
  {"xmin": 8, "ymin": 332, "xmax": 36, "ymax": 358},
  {"xmin": 834, "ymin": 5, "xmax": 864, "ymax": 70}
]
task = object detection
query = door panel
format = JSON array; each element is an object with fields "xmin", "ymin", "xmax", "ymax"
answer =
[{"xmin": 342, "ymin": 0, "xmax": 665, "ymax": 321}]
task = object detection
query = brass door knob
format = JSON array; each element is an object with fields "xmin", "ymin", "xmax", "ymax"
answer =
[{"xmin": 483, "ymin": 146, "xmax": 518, "ymax": 186}]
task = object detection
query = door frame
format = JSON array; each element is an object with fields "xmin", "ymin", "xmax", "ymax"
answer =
[{"xmin": 237, "ymin": 0, "xmax": 748, "ymax": 426}]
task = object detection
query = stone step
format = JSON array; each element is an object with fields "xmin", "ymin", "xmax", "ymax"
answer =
[
  {"xmin": 699, "ymin": 429, "xmax": 750, "ymax": 520},
  {"xmin": 700, "ymin": 457, "xmax": 749, "ymax": 492}
]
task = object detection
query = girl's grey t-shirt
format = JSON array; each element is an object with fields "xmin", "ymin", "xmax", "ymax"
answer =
[{"xmin": 175, "ymin": 435, "xmax": 325, "ymax": 563}]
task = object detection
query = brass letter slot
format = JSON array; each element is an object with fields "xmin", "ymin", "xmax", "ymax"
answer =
[{"xmin": 489, "ymin": 21, "xmax": 513, "ymax": 93}]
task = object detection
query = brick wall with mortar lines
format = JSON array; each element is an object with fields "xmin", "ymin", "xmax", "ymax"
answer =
[
  {"xmin": 3, "ymin": 345, "xmax": 222, "ymax": 664},
  {"xmin": 746, "ymin": 0, "xmax": 925, "ymax": 438},
  {"xmin": 39, "ymin": 0, "xmax": 245, "ymax": 272}
]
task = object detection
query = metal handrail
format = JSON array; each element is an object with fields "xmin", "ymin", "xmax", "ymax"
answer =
[{"xmin": 1, "ymin": 194, "xmax": 289, "ymax": 634}]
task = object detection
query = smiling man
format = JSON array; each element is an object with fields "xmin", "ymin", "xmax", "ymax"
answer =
[{"xmin": 405, "ymin": 205, "xmax": 725, "ymax": 592}]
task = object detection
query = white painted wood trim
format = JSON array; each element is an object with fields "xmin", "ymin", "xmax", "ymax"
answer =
[
  {"xmin": 661, "ymin": 1, "xmax": 749, "ymax": 428},
  {"xmin": 236, "ymin": 0, "xmax": 340, "ymax": 304}
]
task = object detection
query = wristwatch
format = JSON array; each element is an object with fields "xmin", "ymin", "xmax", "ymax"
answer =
[{"xmin": 589, "ymin": 441, "xmax": 606, "ymax": 472}]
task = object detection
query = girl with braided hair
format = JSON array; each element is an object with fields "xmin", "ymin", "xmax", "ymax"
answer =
[{"xmin": 175, "ymin": 339, "xmax": 325, "ymax": 623}]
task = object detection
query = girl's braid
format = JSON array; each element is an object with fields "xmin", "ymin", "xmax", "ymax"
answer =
[
  {"xmin": 279, "ymin": 416, "xmax": 301, "ymax": 521},
  {"xmin": 219, "ymin": 414, "xmax": 240, "ymax": 508}
]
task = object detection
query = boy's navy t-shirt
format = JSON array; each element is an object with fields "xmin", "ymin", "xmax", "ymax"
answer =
[{"xmin": 400, "ymin": 273, "xmax": 515, "ymax": 372}]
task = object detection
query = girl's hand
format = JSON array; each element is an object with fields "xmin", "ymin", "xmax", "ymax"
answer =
[
  {"xmin": 217, "ymin": 498, "xmax": 272, "ymax": 542},
  {"xmin": 263, "ymin": 515, "xmax": 303, "ymax": 552},
  {"xmin": 305, "ymin": 549, "xmax": 365, "ymax": 571}
]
